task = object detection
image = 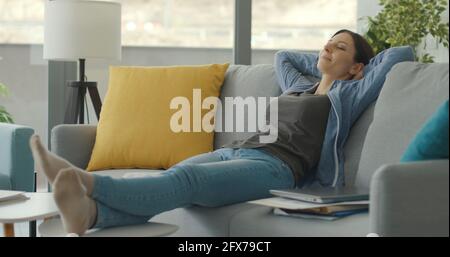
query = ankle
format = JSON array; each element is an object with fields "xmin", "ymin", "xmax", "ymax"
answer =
[
  {"xmin": 88, "ymin": 199, "xmax": 98, "ymax": 229},
  {"xmin": 80, "ymin": 172, "xmax": 95, "ymax": 196}
]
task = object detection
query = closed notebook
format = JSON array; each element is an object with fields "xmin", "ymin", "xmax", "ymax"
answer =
[
  {"xmin": 270, "ymin": 187, "xmax": 369, "ymax": 204},
  {"xmin": 0, "ymin": 190, "xmax": 29, "ymax": 202}
]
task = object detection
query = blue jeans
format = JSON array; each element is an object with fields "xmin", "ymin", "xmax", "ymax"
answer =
[{"xmin": 91, "ymin": 148, "xmax": 295, "ymax": 228}]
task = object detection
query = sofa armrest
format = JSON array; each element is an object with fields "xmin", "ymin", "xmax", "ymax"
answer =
[
  {"xmin": 51, "ymin": 125, "xmax": 97, "ymax": 169},
  {"xmin": 370, "ymin": 160, "xmax": 449, "ymax": 237},
  {"xmin": 0, "ymin": 123, "xmax": 34, "ymax": 191}
]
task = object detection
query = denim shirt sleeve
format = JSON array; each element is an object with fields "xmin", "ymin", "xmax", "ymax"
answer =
[
  {"xmin": 352, "ymin": 46, "xmax": 415, "ymax": 116},
  {"xmin": 274, "ymin": 50, "xmax": 322, "ymax": 93}
]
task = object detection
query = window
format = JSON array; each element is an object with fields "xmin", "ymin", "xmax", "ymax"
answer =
[
  {"xmin": 0, "ymin": 0, "xmax": 45, "ymax": 44},
  {"xmin": 0, "ymin": 0, "xmax": 234, "ymax": 48},
  {"xmin": 119, "ymin": 0, "xmax": 233, "ymax": 48},
  {"xmin": 252, "ymin": 0, "xmax": 357, "ymax": 50},
  {"xmin": 0, "ymin": 0, "xmax": 357, "ymax": 50}
]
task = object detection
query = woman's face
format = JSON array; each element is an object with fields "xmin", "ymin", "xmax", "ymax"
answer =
[{"xmin": 317, "ymin": 32, "xmax": 361, "ymax": 80}]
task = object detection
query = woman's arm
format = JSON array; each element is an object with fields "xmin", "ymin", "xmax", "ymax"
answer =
[
  {"xmin": 353, "ymin": 46, "xmax": 415, "ymax": 115},
  {"xmin": 274, "ymin": 50, "xmax": 322, "ymax": 93}
]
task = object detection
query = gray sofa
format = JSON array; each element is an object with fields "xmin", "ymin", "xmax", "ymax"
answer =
[{"xmin": 51, "ymin": 62, "xmax": 449, "ymax": 237}]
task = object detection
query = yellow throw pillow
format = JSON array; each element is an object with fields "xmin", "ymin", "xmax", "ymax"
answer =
[{"xmin": 87, "ymin": 64, "xmax": 229, "ymax": 171}]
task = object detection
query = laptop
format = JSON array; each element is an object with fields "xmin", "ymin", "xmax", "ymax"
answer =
[{"xmin": 270, "ymin": 187, "xmax": 369, "ymax": 204}]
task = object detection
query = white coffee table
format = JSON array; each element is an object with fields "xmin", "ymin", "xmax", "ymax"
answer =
[
  {"xmin": 0, "ymin": 192, "xmax": 59, "ymax": 237},
  {"xmin": 1, "ymin": 192, "xmax": 179, "ymax": 237},
  {"xmin": 39, "ymin": 218, "xmax": 179, "ymax": 237}
]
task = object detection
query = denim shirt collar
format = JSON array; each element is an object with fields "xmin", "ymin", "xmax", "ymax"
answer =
[{"xmin": 305, "ymin": 83, "xmax": 320, "ymax": 94}]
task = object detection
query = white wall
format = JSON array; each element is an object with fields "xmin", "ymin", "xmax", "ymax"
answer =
[{"xmin": 357, "ymin": 0, "xmax": 449, "ymax": 63}]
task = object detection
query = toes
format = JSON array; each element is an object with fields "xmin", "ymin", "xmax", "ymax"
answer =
[
  {"xmin": 29, "ymin": 134, "xmax": 49, "ymax": 161},
  {"xmin": 29, "ymin": 134, "xmax": 42, "ymax": 150}
]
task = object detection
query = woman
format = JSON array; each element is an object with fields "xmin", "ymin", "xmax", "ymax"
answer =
[{"xmin": 30, "ymin": 30, "xmax": 414, "ymax": 235}]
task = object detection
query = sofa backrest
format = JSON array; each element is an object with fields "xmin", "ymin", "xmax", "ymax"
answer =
[
  {"xmin": 343, "ymin": 102, "xmax": 376, "ymax": 186},
  {"xmin": 355, "ymin": 62, "xmax": 449, "ymax": 188},
  {"xmin": 214, "ymin": 64, "xmax": 375, "ymax": 183}
]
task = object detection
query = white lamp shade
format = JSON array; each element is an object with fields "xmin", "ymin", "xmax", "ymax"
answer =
[{"xmin": 44, "ymin": 0, "xmax": 121, "ymax": 61}]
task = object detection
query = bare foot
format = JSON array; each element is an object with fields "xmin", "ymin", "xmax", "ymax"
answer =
[
  {"xmin": 29, "ymin": 135, "xmax": 71, "ymax": 184},
  {"xmin": 29, "ymin": 134, "xmax": 95, "ymax": 195},
  {"xmin": 53, "ymin": 168, "xmax": 97, "ymax": 236}
]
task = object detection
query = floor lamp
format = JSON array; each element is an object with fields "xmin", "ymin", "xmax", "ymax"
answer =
[{"xmin": 43, "ymin": 0, "xmax": 121, "ymax": 124}]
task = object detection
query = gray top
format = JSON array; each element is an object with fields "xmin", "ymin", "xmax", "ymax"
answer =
[{"xmin": 223, "ymin": 90, "xmax": 331, "ymax": 186}]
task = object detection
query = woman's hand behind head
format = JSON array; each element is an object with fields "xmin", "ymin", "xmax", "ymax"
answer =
[{"xmin": 353, "ymin": 69, "xmax": 365, "ymax": 81}]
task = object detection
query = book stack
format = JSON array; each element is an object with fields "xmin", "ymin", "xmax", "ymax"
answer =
[
  {"xmin": 248, "ymin": 197, "xmax": 369, "ymax": 221},
  {"xmin": 273, "ymin": 204, "xmax": 368, "ymax": 221}
]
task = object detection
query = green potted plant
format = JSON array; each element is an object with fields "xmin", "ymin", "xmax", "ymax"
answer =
[
  {"xmin": 0, "ymin": 82, "xmax": 14, "ymax": 123},
  {"xmin": 363, "ymin": 0, "xmax": 449, "ymax": 63}
]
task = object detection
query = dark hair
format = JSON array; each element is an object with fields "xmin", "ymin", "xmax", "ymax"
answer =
[{"xmin": 333, "ymin": 29, "xmax": 375, "ymax": 65}]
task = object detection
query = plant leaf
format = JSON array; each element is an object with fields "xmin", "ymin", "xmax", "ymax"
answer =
[{"xmin": 365, "ymin": 0, "xmax": 449, "ymax": 61}]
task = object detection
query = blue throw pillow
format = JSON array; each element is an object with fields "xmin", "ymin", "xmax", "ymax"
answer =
[{"xmin": 401, "ymin": 99, "xmax": 449, "ymax": 162}]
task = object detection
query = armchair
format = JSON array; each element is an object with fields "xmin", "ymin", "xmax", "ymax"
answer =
[{"xmin": 0, "ymin": 123, "xmax": 35, "ymax": 237}]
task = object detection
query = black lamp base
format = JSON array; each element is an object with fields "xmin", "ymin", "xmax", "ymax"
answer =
[{"xmin": 64, "ymin": 81, "xmax": 102, "ymax": 124}]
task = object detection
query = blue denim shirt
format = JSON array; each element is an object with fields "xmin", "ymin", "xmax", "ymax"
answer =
[{"xmin": 274, "ymin": 46, "xmax": 415, "ymax": 187}]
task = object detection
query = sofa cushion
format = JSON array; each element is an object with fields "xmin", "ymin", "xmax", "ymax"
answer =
[
  {"xmin": 152, "ymin": 203, "xmax": 256, "ymax": 237},
  {"xmin": 229, "ymin": 206, "xmax": 369, "ymax": 237},
  {"xmin": 214, "ymin": 65, "xmax": 282, "ymax": 149},
  {"xmin": 356, "ymin": 62, "xmax": 449, "ymax": 188}
]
